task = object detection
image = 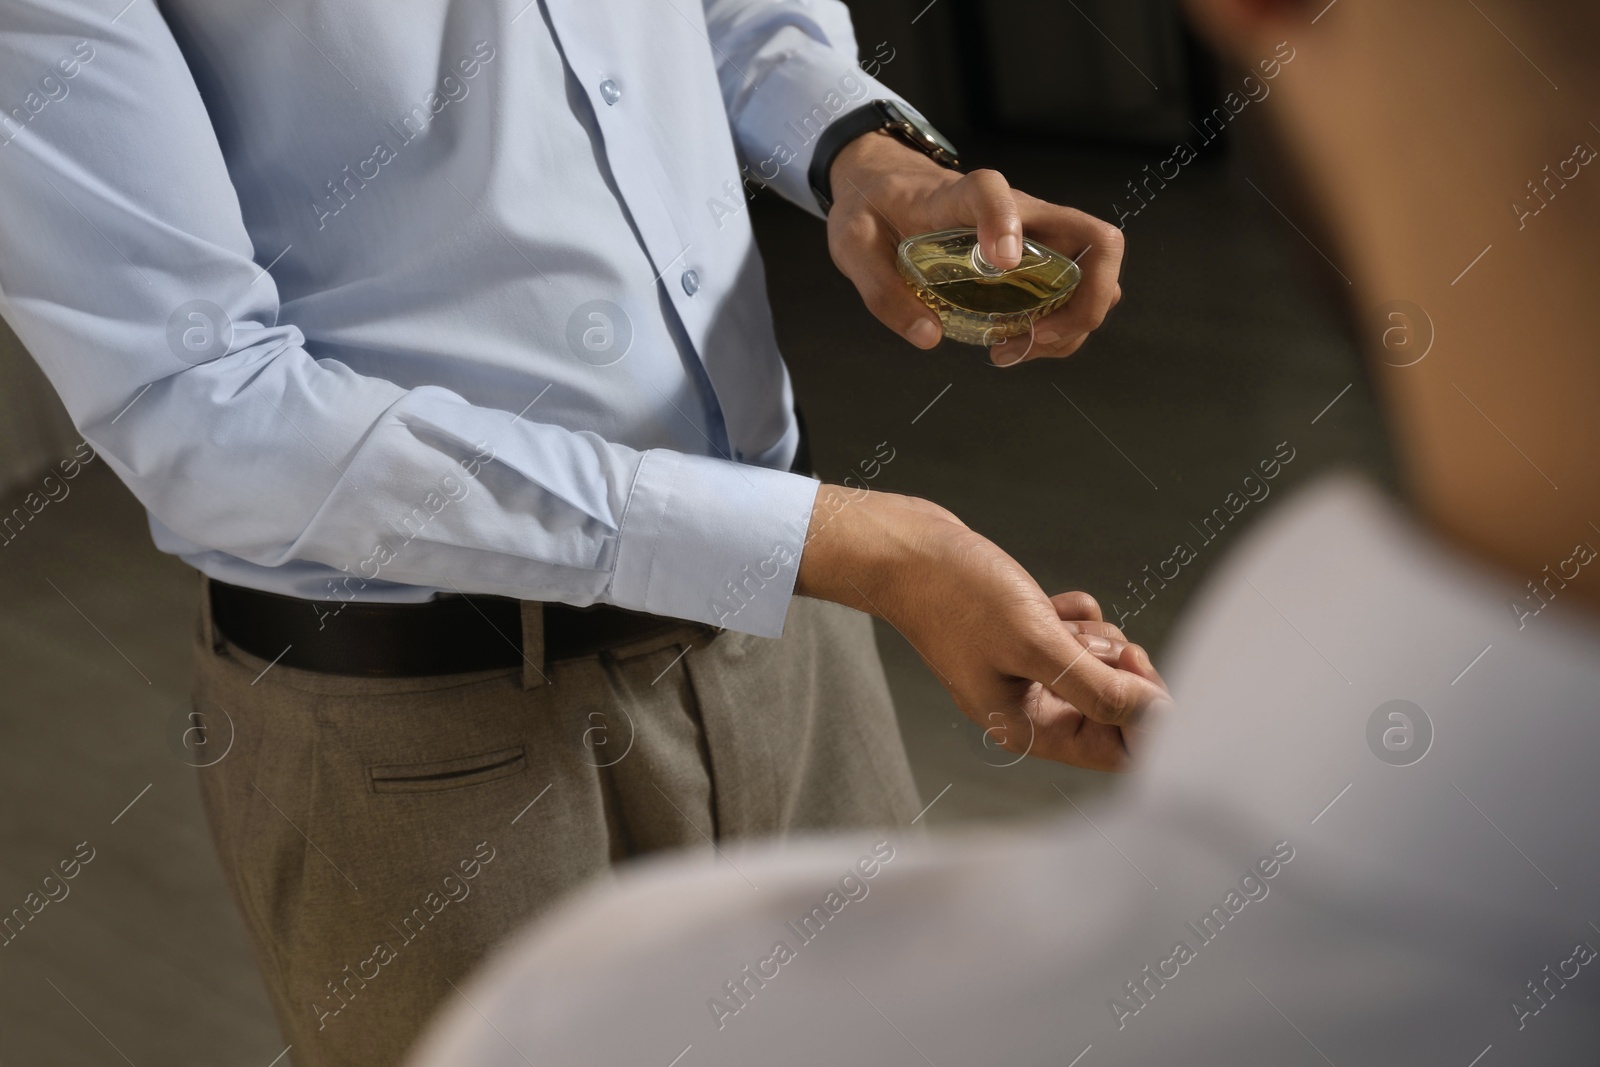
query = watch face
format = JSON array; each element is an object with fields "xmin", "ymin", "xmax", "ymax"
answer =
[{"xmin": 882, "ymin": 101, "xmax": 959, "ymax": 162}]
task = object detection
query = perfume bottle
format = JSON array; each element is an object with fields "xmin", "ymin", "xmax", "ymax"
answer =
[{"xmin": 896, "ymin": 228, "xmax": 1081, "ymax": 346}]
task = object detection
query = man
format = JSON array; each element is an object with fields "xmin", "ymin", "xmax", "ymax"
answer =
[
  {"xmin": 0, "ymin": 0, "xmax": 1167, "ymax": 1063},
  {"xmin": 406, "ymin": 0, "xmax": 1600, "ymax": 1063}
]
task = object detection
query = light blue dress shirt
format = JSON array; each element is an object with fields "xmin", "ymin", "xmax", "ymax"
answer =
[{"xmin": 0, "ymin": 0, "xmax": 912, "ymax": 637}]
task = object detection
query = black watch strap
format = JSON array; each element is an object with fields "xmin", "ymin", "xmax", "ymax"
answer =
[{"xmin": 807, "ymin": 100, "xmax": 960, "ymax": 214}]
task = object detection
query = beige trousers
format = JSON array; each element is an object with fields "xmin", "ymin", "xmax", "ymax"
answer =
[{"xmin": 190, "ymin": 580, "xmax": 920, "ymax": 1067}]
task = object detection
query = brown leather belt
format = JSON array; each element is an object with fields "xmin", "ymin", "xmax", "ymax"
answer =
[{"xmin": 209, "ymin": 581, "xmax": 683, "ymax": 677}]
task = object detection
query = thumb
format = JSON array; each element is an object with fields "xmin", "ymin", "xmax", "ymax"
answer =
[{"xmin": 946, "ymin": 169, "xmax": 1023, "ymax": 271}]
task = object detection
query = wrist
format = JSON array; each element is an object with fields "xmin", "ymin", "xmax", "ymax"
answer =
[
  {"xmin": 794, "ymin": 485, "xmax": 930, "ymax": 616},
  {"xmin": 828, "ymin": 131, "xmax": 952, "ymax": 212}
]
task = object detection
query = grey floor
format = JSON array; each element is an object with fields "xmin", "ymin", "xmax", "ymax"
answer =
[{"xmin": 0, "ymin": 143, "xmax": 1389, "ymax": 1065}]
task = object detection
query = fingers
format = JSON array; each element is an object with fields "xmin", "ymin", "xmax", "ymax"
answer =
[
  {"xmin": 960, "ymin": 677, "xmax": 1130, "ymax": 771},
  {"xmin": 1008, "ymin": 678, "xmax": 1132, "ymax": 770},
  {"xmin": 1058, "ymin": 622, "xmax": 1128, "ymax": 665},
  {"xmin": 1048, "ymin": 594, "xmax": 1161, "ymax": 692},
  {"xmin": 1049, "ymin": 590, "xmax": 1103, "ymax": 622},
  {"xmin": 1068, "ymin": 632, "xmax": 1123, "ymax": 666},
  {"xmin": 988, "ymin": 325, "xmax": 1078, "ymax": 367},
  {"xmin": 1034, "ymin": 207, "xmax": 1124, "ymax": 338},
  {"xmin": 828, "ymin": 210, "xmax": 943, "ymax": 349},
  {"xmin": 1112, "ymin": 644, "xmax": 1172, "ymax": 748},
  {"xmin": 962, "ymin": 669, "xmax": 1137, "ymax": 770},
  {"xmin": 1118, "ymin": 641, "xmax": 1168, "ymax": 693},
  {"xmin": 961, "ymin": 616, "xmax": 1165, "ymax": 770},
  {"xmin": 1052, "ymin": 594, "xmax": 1148, "ymax": 666},
  {"xmin": 947, "ymin": 169, "xmax": 1023, "ymax": 271},
  {"xmin": 1071, "ymin": 726, "xmax": 1135, "ymax": 771},
  {"xmin": 1026, "ymin": 628, "xmax": 1169, "ymax": 730},
  {"xmin": 1063, "ymin": 620, "xmax": 1125, "ymax": 643},
  {"xmin": 998, "ymin": 202, "xmax": 1126, "ymax": 364}
]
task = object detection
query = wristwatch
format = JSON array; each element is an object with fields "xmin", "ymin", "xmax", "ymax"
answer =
[{"xmin": 807, "ymin": 99, "xmax": 961, "ymax": 214}]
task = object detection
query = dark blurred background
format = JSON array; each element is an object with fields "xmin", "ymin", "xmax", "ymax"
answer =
[{"xmin": 0, "ymin": 2, "xmax": 1391, "ymax": 1063}]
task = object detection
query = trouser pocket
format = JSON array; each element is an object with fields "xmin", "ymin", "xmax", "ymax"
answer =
[{"xmin": 369, "ymin": 746, "xmax": 528, "ymax": 794}]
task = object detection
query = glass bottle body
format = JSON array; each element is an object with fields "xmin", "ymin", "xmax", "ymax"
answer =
[{"xmin": 896, "ymin": 228, "xmax": 1080, "ymax": 346}]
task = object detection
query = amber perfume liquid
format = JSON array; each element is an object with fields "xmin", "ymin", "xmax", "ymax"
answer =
[{"xmin": 897, "ymin": 228, "xmax": 1080, "ymax": 346}]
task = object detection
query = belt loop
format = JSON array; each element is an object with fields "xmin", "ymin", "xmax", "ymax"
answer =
[
  {"xmin": 520, "ymin": 601, "xmax": 548, "ymax": 689},
  {"xmin": 198, "ymin": 572, "xmax": 222, "ymax": 653}
]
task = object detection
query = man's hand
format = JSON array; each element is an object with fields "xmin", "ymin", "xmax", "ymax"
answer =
[
  {"xmin": 796, "ymin": 485, "xmax": 1170, "ymax": 771},
  {"xmin": 826, "ymin": 132, "xmax": 1125, "ymax": 366}
]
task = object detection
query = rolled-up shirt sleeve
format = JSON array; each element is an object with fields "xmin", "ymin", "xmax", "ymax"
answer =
[
  {"xmin": 0, "ymin": 0, "xmax": 816, "ymax": 638},
  {"xmin": 703, "ymin": 0, "xmax": 918, "ymax": 215}
]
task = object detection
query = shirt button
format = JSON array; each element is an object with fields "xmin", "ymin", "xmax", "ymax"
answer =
[
  {"xmin": 681, "ymin": 269, "xmax": 700, "ymax": 296},
  {"xmin": 599, "ymin": 79, "xmax": 621, "ymax": 105}
]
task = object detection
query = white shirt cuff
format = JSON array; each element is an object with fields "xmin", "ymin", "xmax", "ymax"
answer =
[
  {"xmin": 730, "ymin": 27, "xmax": 916, "ymax": 217},
  {"xmin": 610, "ymin": 449, "xmax": 819, "ymax": 638}
]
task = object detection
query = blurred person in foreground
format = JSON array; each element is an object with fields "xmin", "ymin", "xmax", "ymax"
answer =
[{"xmin": 407, "ymin": 0, "xmax": 1600, "ymax": 1063}]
